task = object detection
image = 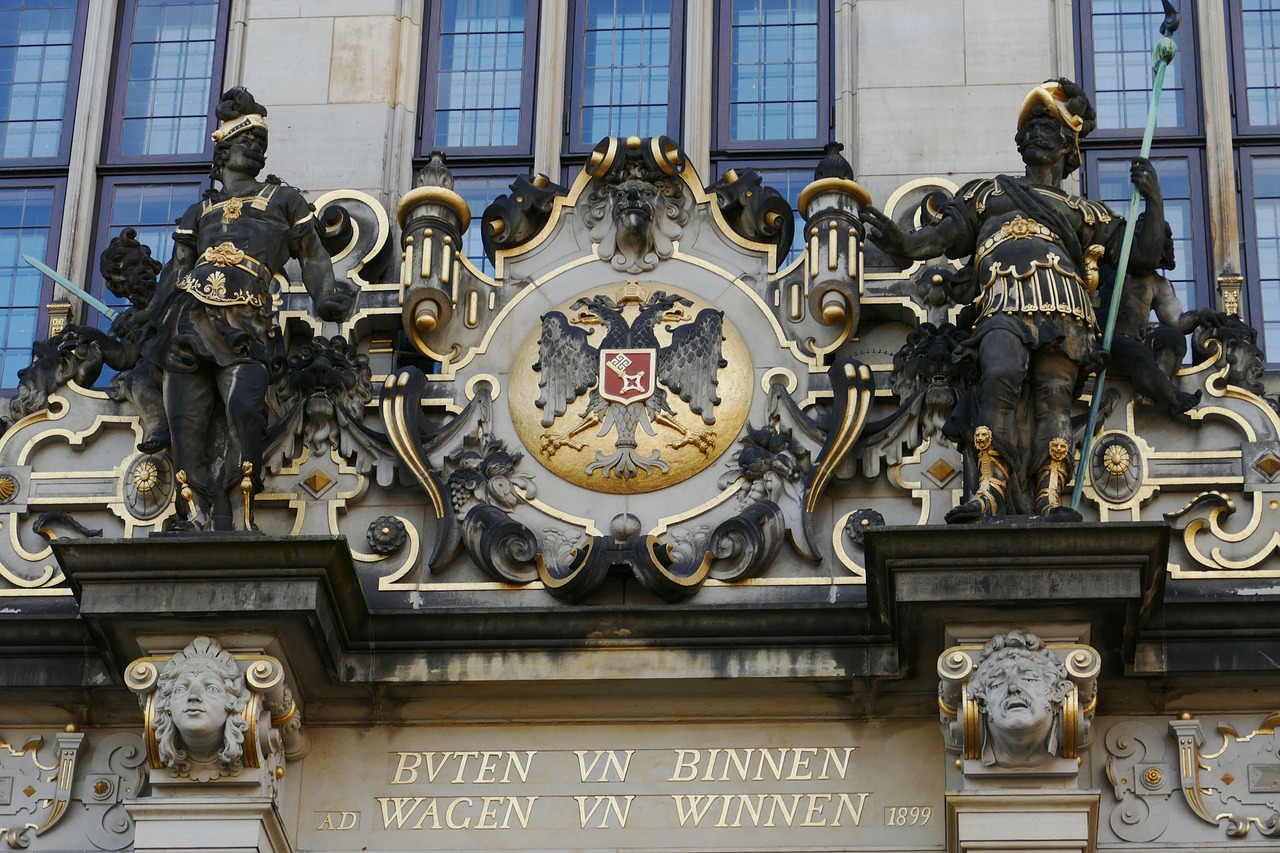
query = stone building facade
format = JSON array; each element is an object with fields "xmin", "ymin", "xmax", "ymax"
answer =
[{"xmin": 1, "ymin": 2, "xmax": 1279, "ymax": 852}]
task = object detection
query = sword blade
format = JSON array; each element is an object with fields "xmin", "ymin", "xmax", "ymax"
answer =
[{"xmin": 21, "ymin": 254, "xmax": 119, "ymax": 321}]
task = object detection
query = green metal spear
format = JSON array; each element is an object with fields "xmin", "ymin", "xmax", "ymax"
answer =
[{"xmin": 1070, "ymin": 1, "xmax": 1181, "ymax": 510}]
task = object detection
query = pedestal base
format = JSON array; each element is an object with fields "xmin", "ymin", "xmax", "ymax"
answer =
[
  {"xmin": 127, "ymin": 797, "xmax": 291, "ymax": 853},
  {"xmin": 946, "ymin": 791, "xmax": 1099, "ymax": 853}
]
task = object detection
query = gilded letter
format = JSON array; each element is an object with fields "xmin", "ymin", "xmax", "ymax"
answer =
[
  {"xmin": 316, "ymin": 814, "xmax": 336, "ymax": 831},
  {"xmin": 801, "ymin": 793, "xmax": 831, "ymax": 826},
  {"xmin": 669, "ymin": 749, "xmax": 701, "ymax": 782},
  {"xmin": 830, "ymin": 792, "xmax": 869, "ymax": 826},
  {"xmin": 475, "ymin": 797, "xmax": 502, "ymax": 829},
  {"xmin": 575, "ymin": 749, "xmax": 635, "ymax": 782},
  {"xmin": 390, "ymin": 752, "xmax": 422, "ymax": 784},
  {"xmin": 421, "ymin": 752, "xmax": 453, "ymax": 783},
  {"xmin": 766, "ymin": 793, "xmax": 802, "ymax": 827},
  {"xmin": 757, "ymin": 748, "xmax": 788, "ymax": 780},
  {"xmin": 787, "ymin": 747, "xmax": 817, "ymax": 780},
  {"xmin": 671, "ymin": 794, "xmax": 718, "ymax": 827},
  {"xmin": 722, "ymin": 748, "xmax": 754, "ymax": 780},
  {"xmin": 445, "ymin": 797, "xmax": 474, "ymax": 829},
  {"xmin": 501, "ymin": 796, "xmax": 538, "ymax": 829},
  {"xmin": 574, "ymin": 795, "xmax": 634, "ymax": 828},
  {"xmin": 475, "ymin": 751, "xmax": 501, "ymax": 783},
  {"xmin": 818, "ymin": 747, "xmax": 856, "ymax": 780},
  {"xmin": 376, "ymin": 797, "xmax": 424, "ymax": 829},
  {"xmin": 702, "ymin": 747, "xmax": 721, "ymax": 781},
  {"xmin": 336, "ymin": 812, "xmax": 358, "ymax": 831},
  {"xmin": 411, "ymin": 799, "xmax": 441, "ymax": 830},
  {"xmin": 451, "ymin": 751, "xmax": 480, "ymax": 784},
  {"xmin": 501, "ymin": 751, "xmax": 536, "ymax": 783}
]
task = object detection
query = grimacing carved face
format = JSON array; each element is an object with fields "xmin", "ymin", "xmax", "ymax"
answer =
[
  {"xmin": 980, "ymin": 657, "xmax": 1054, "ymax": 734},
  {"xmin": 168, "ymin": 664, "xmax": 233, "ymax": 761},
  {"xmin": 969, "ymin": 647, "xmax": 1071, "ymax": 767}
]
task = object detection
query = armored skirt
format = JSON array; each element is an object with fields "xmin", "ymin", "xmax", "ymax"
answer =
[{"xmin": 143, "ymin": 180, "xmax": 317, "ymax": 376}]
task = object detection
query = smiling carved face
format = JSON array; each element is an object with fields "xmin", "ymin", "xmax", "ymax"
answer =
[{"xmin": 168, "ymin": 667, "xmax": 231, "ymax": 761}]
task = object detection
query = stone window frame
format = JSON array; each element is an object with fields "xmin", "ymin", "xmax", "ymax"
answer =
[
  {"xmin": 100, "ymin": 0, "xmax": 231, "ymax": 168},
  {"xmin": 563, "ymin": 0, "xmax": 687, "ymax": 158},
  {"xmin": 1074, "ymin": 0, "xmax": 1202, "ymax": 140},
  {"xmin": 0, "ymin": 0, "xmax": 90, "ymax": 168},
  {"xmin": 0, "ymin": 0, "xmax": 87, "ymax": 391},
  {"xmin": 0, "ymin": 177, "xmax": 66, "ymax": 389},
  {"xmin": 1074, "ymin": 0, "xmax": 1225, "ymax": 347},
  {"xmin": 416, "ymin": 0, "xmax": 541, "ymax": 163},
  {"xmin": 711, "ymin": 0, "xmax": 832, "ymax": 156},
  {"xmin": 80, "ymin": 0, "xmax": 230, "ymax": 335},
  {"xmin": 1084, "ymin": 149, "xmax": 1214, "ymax": 315},
  {"xmin": 1237, "ymin": 147, "xmax": 1280, "ymax": 358}
]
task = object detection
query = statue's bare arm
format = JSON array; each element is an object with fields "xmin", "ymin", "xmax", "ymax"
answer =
[
  {"xmin": 861, "ymin": 205, "xmax": 962, "ymax": 261},
  {"xmin": 296, "ymin": 226, "xmax": 354, "ymax": 322}
]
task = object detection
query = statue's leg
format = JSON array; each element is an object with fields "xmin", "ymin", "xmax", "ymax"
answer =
[
  {"xmin": 1147, "ymin": 327, "xmax": 1199, "ymax": 414},
  {"xmin": 946, "ymin": 329, "xmax": 1026, "ymax": 523},
  {"xmin": 162, "ymin": 369, "xmax": 216, "ymax": 528},
  {"xmin": 1149, "ymin": 325, "xmax": 1187, "ymax": 379},
  {"xmin": 132, "ymin": 365, "xmax": 171, "ymax": 453},
  {"xmin": 1115, "ymin": 332, "xmax": 1197, "ymax": 414},
  {"xmin": 1030, "ymin": 351, "xmax": 1078, "ymax": 516},
  {"xmin": 216, "ymin": 361, "xmax": 269, "ymax": 532}
]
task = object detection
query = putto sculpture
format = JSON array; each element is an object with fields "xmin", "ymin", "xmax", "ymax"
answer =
[
  {"xmin": 1098, "ymin": 214, "xmax": 1228, "ymax": 418},
  {"xmin": 863, "ymin": 79, "xmax": 1169, "ymax": 521},
  {"xmin": 142, "ymin": 87, "xmax": 355, "ymax": 532}
]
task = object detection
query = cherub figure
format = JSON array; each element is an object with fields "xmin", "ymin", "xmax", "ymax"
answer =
[{"xmin": 1098, "ymin": 213, "xmax": 1228, "ymax": 418}]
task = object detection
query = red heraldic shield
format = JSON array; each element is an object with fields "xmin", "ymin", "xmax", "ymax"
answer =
[{"xmin": 599, "ymin": 348, "xmax": 656, "ymax": 405}]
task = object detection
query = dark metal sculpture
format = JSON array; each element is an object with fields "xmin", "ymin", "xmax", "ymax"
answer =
[
  {"xmin": 141, "ymin": 87, "xmax": 355, "ymax": 531},
  {"xmin": 1097, "ymin": 216, "xmax": 1228, "ymax": 419},
  {"xmin": 862, "ymin": 79, "xmax": 1168, "ymax": 522}
]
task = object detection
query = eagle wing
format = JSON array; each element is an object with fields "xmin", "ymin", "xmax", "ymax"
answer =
[
  {"xmin": 658, "ymin": 308, "xmax": 725, "ymax": 425},
  {"xmin": 534, "ymin": 311, "xmax": 598, "ymax": 427}
]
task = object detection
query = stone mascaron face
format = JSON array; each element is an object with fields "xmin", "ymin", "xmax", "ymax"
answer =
[
  {"xmin": 968, "ymin": 634, "xmax": 1073, "ymax": 768},
  {"xmin": 168, "ymin": 666, "xmax": 232, "ymax": 762}
]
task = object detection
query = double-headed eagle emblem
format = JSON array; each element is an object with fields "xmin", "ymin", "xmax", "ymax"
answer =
[{"xmin": 534, "ymin": 289, "xmax": 726, "ymax": 480}]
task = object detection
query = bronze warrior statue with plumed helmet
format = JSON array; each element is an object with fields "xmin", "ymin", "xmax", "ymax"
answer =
[
  {"xmin": 862, "ymin": 79, "xmax": 1169, "ymax": 522},
  {"xmin": 141, "ymin": 86, "xmax": 356, "ymax": 531}
]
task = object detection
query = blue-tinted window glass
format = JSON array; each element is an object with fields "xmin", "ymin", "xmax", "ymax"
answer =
[
  {"xmin": 1250, "ymin": 156, "xmax": 1280, "ymax": 356},
  {"xmin": 726, "ymin": 0, "xmax": 819, "ymax": 142},
  {"xmin": 118, "ymin": 0, "xmax": 220, "ymax": 157},
  {"xmin": 1241, "ymin": 0, "xmax": 1280, "ymax": 128},
  {"xmin": 0, "ymin": 186, "xmax": 54, "ymax": 387},
  {"xmin": 432, "ymin": 0, "xmax": 528, "ymax": 150},
  {"xmin": 577, "ymin": 0, "xmax": 674, "ymax": 144},
  {"xmin": 451, "ymin": 175, "xmax": 509, "ymax": 277},
  {"xmin": 1089, "ymin": 1, "xmax": 1186, "ymax": 130},
  {"xmin": 0, "ymin": 0, "xmax": 78, "ymax": 161},
  {"xmin": 96, "ymin": 180, "xmax": 203, "ymax": 326},
  {"xmin": 1096, "ymin": 156, "xmax": 1199, "ymax": 312}
]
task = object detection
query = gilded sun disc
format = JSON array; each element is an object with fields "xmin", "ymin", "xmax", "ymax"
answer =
[{"xmin": 509, "ymin": 284, "xmax": 752, "ymax": 494}]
